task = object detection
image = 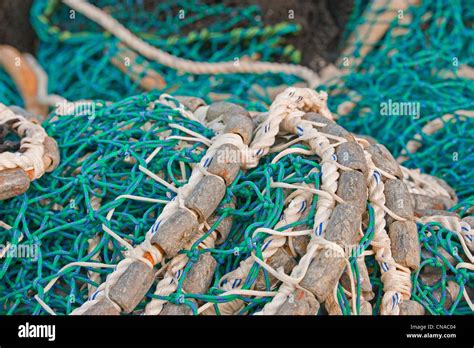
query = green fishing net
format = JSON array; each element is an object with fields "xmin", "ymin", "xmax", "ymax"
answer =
[
  {"xmin": 30, "ymin": 0, "xmax": 301, "ymax": 108},
  {"xmin": 329, "ymin": 0, "xmax": 474, "ymax": 200},
  {"xmin": 0, "ymin": 0, "xmax": 472, "ymax": 315}
]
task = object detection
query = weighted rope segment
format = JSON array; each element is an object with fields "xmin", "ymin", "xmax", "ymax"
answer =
[
  {"xmin": 253, "ymin": 99, "xmax": 372, "ymax": 314},
  {"xmin": 360, "ymin": 145, "xmax": 412, "ymax": 315},
  {"xmin": 62, "ymin": 0, "xmax": 321, "ymax": 88}
]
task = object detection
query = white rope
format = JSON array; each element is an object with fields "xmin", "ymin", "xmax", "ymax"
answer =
[
  {"xmin": 401, "ymin": 166, "xmax": 453, "ymax": 200},
  {"xmin": 0, "ymin": 104, "xmax": 48, "ymax": 179},
  {"xmin": 62, "ymin": 0, "xmax": 321, "ymax": 88}
]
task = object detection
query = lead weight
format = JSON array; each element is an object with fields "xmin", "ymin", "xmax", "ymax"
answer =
[
  {"xmin": 0, "ymin": 168, "xmax": 30, "ymax": 200},
  {"xmin": 150, "ymin": 208, "xmax": 199, "ymax": 257},
  {"xmin": 0, "ymin": 140, "xmax": 20, "ymax": 152},
  {"xmin": 182, "ymin": 253, "xmax": 217, "ymax": 294},
  {"xmin": 359, "ymin": 300, "xmax": 373, "ymax": 315},
  {"xmin": 411, "ymin": 193, "xmax": 454, "ymax": 211},
  {"xmin": 419, "ymin": 270, "xmax": 440, "ymax": 286},
  {"xmin": 336, "ymin": 171, "xmax": 368, "ymax": 214},
  {"xmin": 324, "ymin": 290, "xmax": 343, "ymax": 315},
  {"xmin": 206, "ymin": 102, "xmax": 249, "ymax": 122},
  {"xmin": 353, "ymin": 134, "xmax": 377, "ymax": 145},
  {"xmin": 255, "ymin": 247, "xmax": 297, "ymax": 290},
  {"xmin": 161, "ymin": 299, "xmax": 197, "ymax": 315},
  {"xmin": 291, "ymin": 208, "xmax": 311, "ymax": 257},
  {"xmin": 419, "ymin": 249, "xmax": 451, "ymax": 286},
  {"xmin": 384, "ymin": 179, "xmax": 414, "ymax": 225},
  {"xmin": 325, "ymin": 202, "xmax": 362, "ymax": 247},
  {"xmin": 389, "ymin": 221, "xmax": 420, "ymax": 270},
  {"xmin": 447, "ymin": 281, "xmax": 461, "ymax": 305},
  {"xmin": 174, "ymin": 96, "xmax": 206, "ymax": 112},
  {"xmin": 43, "ymin": 137, "xmax": 61, "ymax": 172},
  {"xmin": 300, "ymin": 249, "xmax": 346, "ymax": 302},
  {"xmin": 208, "ymin": 201, "xmax": 235, "ymax": 245},
  {"xmin": 341, "ymin": 258, "xmax": 374, "ymax": 301},
  {"xmin": 399, "ymin": 300, "xmax": 425, "ymax": 315},
  {"xmin": 200, "ymin": 299, "xmax": 245, "ymax": 316},
  {"xmin": 414, "ymin": 208, "xmax": 458, "ymax": 218},
  {"xmin": 185, "ymin": 175, "xmax": 226, "ymax": 220},
  {"xmin": 367, "ymin": 143, "xmax": 403, "ymax": 179},
  {"xmin": 275, "ymin": 288, "xmax": 320, "ymax": 315},
  {"xmin": 421, "ymin": 247, "xmax": 456, "ymax": 271},
  {"xmin": 207, "ymin": 143, "xmax": 241, "ymax": 185},
  {"xmin": 223, "ymin": 113, "xmax": 254, "ymax": 145},
  {"xmin": 0, "ymin": 125, "xmax": 7, "ymax": 139},
  {"xmin": 108, "ymin": 260, "xmax": 155, "ymax": 313},
  {"xmin": 76, "ymin": 297, "xmax": 120, "ymax": 315},
  {"xmin": 336, "ymin": 141, "xmax": 368, "ymax": 175}
]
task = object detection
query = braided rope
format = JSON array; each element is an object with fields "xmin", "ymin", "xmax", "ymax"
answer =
[
  {"xmin": 401, "ymin": 167, "xmax": 454, "ymax": 201},
  {"xmin": 0, "ymin": 104, "xmax": 48, "ymax": 179}
]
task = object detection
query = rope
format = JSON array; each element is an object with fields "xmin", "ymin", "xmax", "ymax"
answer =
[{"xmin": 1, "ymin": 0, "xmax": 473, "ymax": 317}]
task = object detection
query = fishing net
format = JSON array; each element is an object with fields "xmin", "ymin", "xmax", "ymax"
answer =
[
  {"xmin": 30, "ymin": 0, "xmax": 302, "ymax": 107},
  {"xmin": 329, "ymin": 0, "xmax": 474, "ymax": 200},
  {"xmin": 0, "ymin": 0, "xmax": 473, "ymax": 315},
  {"xmin": 1, "ymin": 90, "xmax": 472, "ymax": 316},
  {"xmin": 0, "ymin": 94, "xmax": 322, "ymax": 314}
]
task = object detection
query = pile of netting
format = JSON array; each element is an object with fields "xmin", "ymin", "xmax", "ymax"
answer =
[
  {"xmin": 0, "ymin": 0, "xmax": 470, "ymax": 198},
  {"xmin": 0, "ymin": 0, "xmax": 473, "ymax": 315}
]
